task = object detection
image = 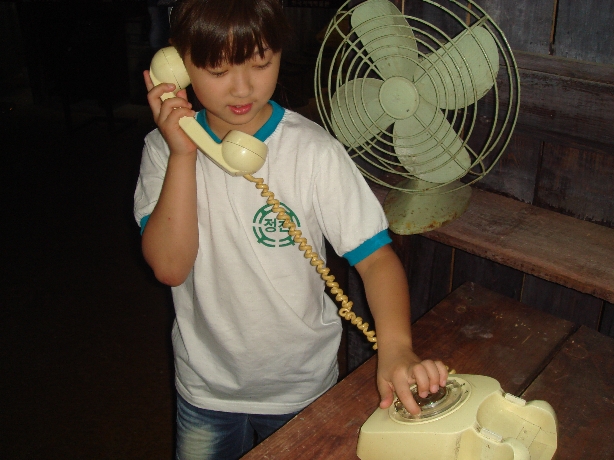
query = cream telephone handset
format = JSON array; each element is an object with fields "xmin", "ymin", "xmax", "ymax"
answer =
[
  {"xmin": 149, "ymin": 46, "xmax": 267, "ymax": 176},
  {"xmin": 148, "ymin": 46, "xmax": 378, "ymax": 347}
]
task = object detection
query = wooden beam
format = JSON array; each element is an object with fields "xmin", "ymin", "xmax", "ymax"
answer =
[
  {"xmin": 514, "ymin": 50, "xmax": 614, "ymax": 85},
  {"xmin": 491, "ymin": 50, "xmax": 614, "ymax": 145},
  {"xmin": 422, "ymin": 188, "xmax": 614, "ymax": 303}
]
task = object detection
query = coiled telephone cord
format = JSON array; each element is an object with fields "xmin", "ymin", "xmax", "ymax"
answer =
[{"xmin": 244, "ymin": 174, "xmax": 378, "ymax": 350}]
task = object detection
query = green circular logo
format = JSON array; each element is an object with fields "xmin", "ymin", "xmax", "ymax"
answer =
[{"xmin": 252, "ymin": 202, "xmax": 300, "ymax": 248}]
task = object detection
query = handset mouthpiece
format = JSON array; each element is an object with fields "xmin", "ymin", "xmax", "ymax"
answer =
[
  {"xmin": 221, "ymin": 131, "xmax": 268, "ymax": 175},
  {"xmin": 178, "ymin": 118, "xmax": 268, "ymax": 176}
]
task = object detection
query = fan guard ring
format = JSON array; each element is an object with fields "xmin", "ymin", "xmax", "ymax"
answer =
[{"xmin": 315, "ymin": 0, "xmax": 520, "ymax": 234}]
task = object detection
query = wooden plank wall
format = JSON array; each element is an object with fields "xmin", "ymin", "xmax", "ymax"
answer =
[
  {"xmin": 379, "ymin": 3, "xmax": 614, "ymax": 226},
  {"xmin": 342, "ymin": 0, "xmax": 614, "ymax": 371},
  {"xmin": 555, "ymin": 0, "xmax": 614, "ymax": 64},
  {"xmin": 446, "ymin": 3, "xmax": 608, "ymax": 308},
  {"xmin": 459, "ymin": 0, "xmax": 614, "ymax": 341}
]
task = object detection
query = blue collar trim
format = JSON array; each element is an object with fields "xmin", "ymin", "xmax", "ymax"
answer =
[{"xmin": 195, "ymin": 100, "xmax": 285, "ymax": 143}]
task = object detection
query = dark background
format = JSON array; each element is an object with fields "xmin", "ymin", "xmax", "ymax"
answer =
[{"xmin": 1, "ymin": 1, "xmax": 337, "ymax": 458}]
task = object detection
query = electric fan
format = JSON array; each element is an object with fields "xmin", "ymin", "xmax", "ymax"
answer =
[{"xmin": 315, "ymin": 0, "xmax": 520, "ymax": 234}]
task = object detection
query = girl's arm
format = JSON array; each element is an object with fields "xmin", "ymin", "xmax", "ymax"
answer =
[
  {"xmin": 354, "ymin": 244, "xmax": 448, "ymax": 415},
  {"xmin": 141, "ymin": 70, "xmax": 199, "ymax": 287}
]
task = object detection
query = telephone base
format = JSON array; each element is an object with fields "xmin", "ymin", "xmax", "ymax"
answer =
[{"xmin": 356, "ymin": 374, "xmax": 557, "ymax": 460}]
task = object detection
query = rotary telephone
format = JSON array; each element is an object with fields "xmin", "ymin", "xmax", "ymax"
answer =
[
  {"xmin": 358, "ymin": 374, "xmax": 557, "ymax": 460},
  {"xmin": 149, "ymin": 47, "xmax": 558, "ymax": 460}
]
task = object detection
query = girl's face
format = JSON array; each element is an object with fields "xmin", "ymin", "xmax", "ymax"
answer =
[{"xmin": 184, "ymin": 48, "xmax": 281, "ymax": 139}]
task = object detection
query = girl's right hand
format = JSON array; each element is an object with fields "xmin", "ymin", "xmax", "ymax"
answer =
[{"xmin": 144, "ymin": 70, "xmax": 198, "ymax": 156}]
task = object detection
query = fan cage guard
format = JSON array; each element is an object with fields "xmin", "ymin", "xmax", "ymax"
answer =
[{"xmin": 314, "ymin": 0, "xmax": 521, "ymax": 196}]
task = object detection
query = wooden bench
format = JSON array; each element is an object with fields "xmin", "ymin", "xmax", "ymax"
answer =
[
  {"xmin": 337, "ymin": 185, "xmax": 614, "ymax": 373},
  {"xmin": 368, "ymin": 185, "xmax": 614, "ymax": 335},
  {"xmin": 243, "ymin": 283, "xmax": 614, "ymax": 459},
  {"xmin": 422, "ymin": 188, "xmax": 614, "ymax": 303}
]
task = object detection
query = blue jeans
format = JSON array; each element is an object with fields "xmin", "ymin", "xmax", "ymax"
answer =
[{"xmin": 176, "ymin": 393, "xmax": 299, "ymax": 460}]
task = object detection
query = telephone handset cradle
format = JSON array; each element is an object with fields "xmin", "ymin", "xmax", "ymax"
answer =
[{"xmin": 149, "ymin": 46, "xmax": 267, "ymax": 176}]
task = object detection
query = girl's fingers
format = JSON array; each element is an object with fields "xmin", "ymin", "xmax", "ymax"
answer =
[
  {"xmin": 144, "ymin": 70, "xmax": 176, "ymax": 106},
  {"xmin": 147, "ymin": 83, "xmax": 176, "ymax": 105},
  {"xmin": 435, "ymin": 360, "xmax": 449, "ymax": 387},
  {"xmin": 411, "ymin": 363, "xmax": 431, "ymax": 399},
  {"xmin": 420, "ymin": 360, "xmax": 443, "ymax": 394},
  {"xmin": 163, "ymin": 107, "xmax": 196, "ymax": 127},
  {"xmin": 395, "ymin": 381, "xmax": 420, "ymax": 415},
  {"xmin": 376, "ymin": 379, "xmax": 395, "ymax": 410},
  {"xmin": 158, "ymin": 97, "xmax": 192, "ymax": 122},
  {"xmin": 143, "ymin": 70, "xmax": 154, "ymax": 91}
]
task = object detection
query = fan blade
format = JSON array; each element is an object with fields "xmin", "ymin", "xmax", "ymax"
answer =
[
  {"xmin": 415, "ymin": 26, "xmax": 499, "ymax": 109},
  {"xmin": 351, "ymin": 0, "xmax": 418, "ymax": 80},
  {"xmin": 330, "ymin": 78, "xmax": 394, "ymax": 147},
  {"xmin": 394, "ymin": 100, "xmax": 472, "ymax": 183}
]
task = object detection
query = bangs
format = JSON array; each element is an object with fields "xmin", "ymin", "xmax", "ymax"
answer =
[
  {"xmin": 170, "ymin": 0, "xmax": 291, "ymax": 68},
  {"xmin": 193, "ymin": 24, "xmax": 268, "ymax": 68}
]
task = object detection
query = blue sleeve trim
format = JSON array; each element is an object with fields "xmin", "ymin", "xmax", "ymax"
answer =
[
  {"xmin": 140, "ymin": 215, "xmax": 150, "ymax": 235},
  {"xmin": 343, "ymin": 229, "xmax": 392, "ymax": 266}
]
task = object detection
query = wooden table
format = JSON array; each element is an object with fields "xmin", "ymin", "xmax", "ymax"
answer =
[{"xmin": 243, "ymin": 282, "xmax": 614, "ymax": 459}]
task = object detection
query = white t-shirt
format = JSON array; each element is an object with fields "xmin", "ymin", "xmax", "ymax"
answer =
[{"xmin": 134, "ymin": 102, "xmax": 390, "ymax": 414}]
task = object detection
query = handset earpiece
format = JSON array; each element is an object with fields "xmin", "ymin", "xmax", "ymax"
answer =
[
  {"xmin": 149, "ymin": 46, "xmax": 192, "ymax": 100},
  {"xmin": 149, "ymin": 46, "xmax": 267, "ymax": 175}
]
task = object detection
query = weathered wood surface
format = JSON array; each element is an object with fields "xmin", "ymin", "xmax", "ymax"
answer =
[
  {"xmin": 390, "ymin": 233, "xmax": 454, "ymax": 321},
  {"xmin": 536, "ymin": 141, "xmax": 614, "ymax": 226},
  {"xmin": 554, "ymin": 0, "xmax": 614, "ymax": 65},
  {"xmin": 487, "ymin": 49, "xmax": 614, "ymax": 146},
  {"xmin": 521, "ymin": 274, "xmax": 604, "ymax": 329},
  {"xmin": 504, "ymin": 66, "xmax": 614, "ymax": 145},
  {"xmin": 243, "ymin": 283, "xmax": 575, "ymax": 459},
  {"xmin": 521, "ymin": 326, "xmax": 614, "ymax": 460},
  {"xmin": 514, "ymin": 50, "xmax": 614, "ymax": 85},
  {"xmin": 409, "ymin": 283, "xmax": 575, "ymax": 395},
  {"xmin": 475, "ymin": 126, "xmax": 543, "ymax": 204},
  {"xmin": 423, "ymin": 188, "xmax": 614, "ymax": 303},
  {"xmin": 451, "ymin": 248, "xmax": 524, "ymax": 300},
  {"xmin": 479, "ymin": 0, "xmax": 554, "ymax": 55}
]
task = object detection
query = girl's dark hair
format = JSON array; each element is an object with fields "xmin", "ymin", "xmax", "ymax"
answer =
[{"xmin": 170, "ymin": 0, "xmax": 292, "ymax": 68}]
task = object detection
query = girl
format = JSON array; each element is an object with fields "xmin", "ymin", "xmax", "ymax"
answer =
[{"xmin": 136, "ymin": 1, "xmax": 447, "ymax": 458}]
